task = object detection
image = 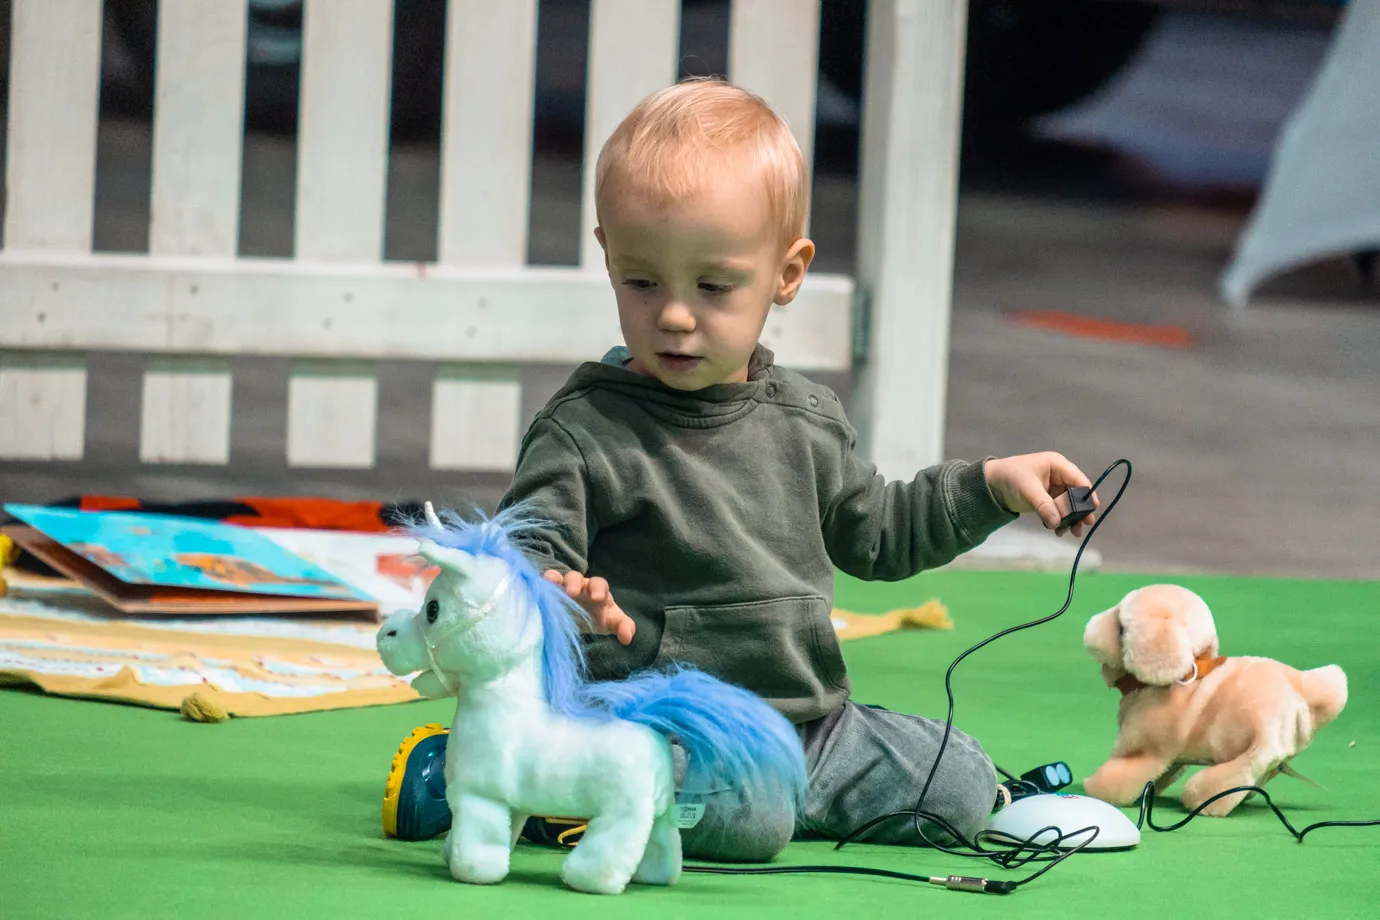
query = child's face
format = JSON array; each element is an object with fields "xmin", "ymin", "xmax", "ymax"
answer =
[{"xmin": 595, "ymin": 164, "xmax": 813, "ymax": 390}]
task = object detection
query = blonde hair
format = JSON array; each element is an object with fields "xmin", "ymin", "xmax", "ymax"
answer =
[{"xmin": 594, "ymin": 78, "xmax": 809, "ymax": 245}]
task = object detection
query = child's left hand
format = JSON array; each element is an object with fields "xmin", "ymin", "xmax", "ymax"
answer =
[{"xmin": 985, "ymin": 452, "xmax": 1098, "ymax": 538}]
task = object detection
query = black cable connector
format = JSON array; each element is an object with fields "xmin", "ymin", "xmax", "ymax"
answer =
[
  {"xmin": 934, "ymin": 875, "xmax": 1017, "ymax": 895},
  {"xmin": 1059, "ymin": 485, "xmax": 1097, "ymax": 530}
]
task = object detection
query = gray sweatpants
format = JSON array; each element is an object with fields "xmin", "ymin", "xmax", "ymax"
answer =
[{"xmin": 675, "ymin": 701, "xmax": 998, "ymax": 862}]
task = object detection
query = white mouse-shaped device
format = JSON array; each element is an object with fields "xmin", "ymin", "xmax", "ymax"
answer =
[{"xmin": 983, "ymin": 793, "xmax": 1141, "ymax": 850}]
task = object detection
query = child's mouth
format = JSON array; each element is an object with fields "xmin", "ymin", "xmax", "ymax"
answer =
[{"xmin": 656, "ymin": 353, "xmax": 703, "ymax": 373}]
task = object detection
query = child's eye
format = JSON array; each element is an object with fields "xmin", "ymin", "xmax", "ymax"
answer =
[
  {"xmin": 622, "ymin": 279, "xmax": 655, "ymax": 291},
  {"xmin": 699, "ymin": 282, "xmax": 733, "ymax": 296}
]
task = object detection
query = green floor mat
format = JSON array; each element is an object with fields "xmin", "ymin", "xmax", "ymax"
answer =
[{"xmin": 2, "ymin": 571, "xmax": 1376, "ymax": 919}]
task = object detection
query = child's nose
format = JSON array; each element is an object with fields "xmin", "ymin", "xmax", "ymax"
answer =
[{"xmin": 658, "ymin": 301, "xmax": 696, "ymax": 332}]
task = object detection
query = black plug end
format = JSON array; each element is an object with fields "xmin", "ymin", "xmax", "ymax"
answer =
[
  {"xmin": 1059, "ymin": 486, "xmax": 1096, "ymax": 529},
  {"xmin": 936, "ymin": 876, "xmax": 1018, "ymax": 895}
]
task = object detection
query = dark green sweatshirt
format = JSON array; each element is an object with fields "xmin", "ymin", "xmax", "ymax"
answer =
[{"xmin": 498, "ymin": 345, "xmax": 1016, "ymax": 723}]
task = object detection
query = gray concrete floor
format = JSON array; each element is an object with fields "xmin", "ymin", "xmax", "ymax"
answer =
[{"xmin": 2, "ymin": 11, "xmax": 1377, "ymax": 579}]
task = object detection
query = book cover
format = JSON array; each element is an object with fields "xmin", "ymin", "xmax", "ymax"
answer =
[{"xmin": 2, "ymin": 505, "xmax": 378, "ymax": 616}]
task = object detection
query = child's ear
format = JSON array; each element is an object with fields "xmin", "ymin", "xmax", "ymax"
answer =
[{"xmin": 774, "ymin": 237, "xmax": 816, "ymax": 305}]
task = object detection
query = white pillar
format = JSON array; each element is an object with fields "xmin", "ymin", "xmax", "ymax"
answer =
[{"xmin": 851, "ymin": 0, "xmax": 968, "ymax": 479}]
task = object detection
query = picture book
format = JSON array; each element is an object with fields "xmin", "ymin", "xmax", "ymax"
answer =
[{"xmin": 2, "ymin": 504, "xmax": 378, "ymax": 616}]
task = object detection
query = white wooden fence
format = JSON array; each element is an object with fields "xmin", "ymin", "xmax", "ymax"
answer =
[{"xmin": 0, "ymin": 0, "xmax": 967, "ymax": 483}]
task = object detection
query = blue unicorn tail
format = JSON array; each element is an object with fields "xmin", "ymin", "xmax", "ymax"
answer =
[{"xmin": 581, "ymin": 666, "xmax": 807, "ymax": 812}]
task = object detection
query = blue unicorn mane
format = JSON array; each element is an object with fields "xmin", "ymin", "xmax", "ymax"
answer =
[
  {"xmin": 410, "ymin": 502, "xmax": 595, "ymax": 721},
  {"xmin": 412, "ymin": 504, "xmax": 807, "ymax": 810}
]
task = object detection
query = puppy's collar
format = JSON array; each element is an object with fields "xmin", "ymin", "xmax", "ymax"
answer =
[{"xmin": 1115, "ymin": 654, "xmax": 1226, "ymax": 696}]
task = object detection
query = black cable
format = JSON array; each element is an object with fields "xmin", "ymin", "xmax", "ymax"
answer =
[
  {"xmin": 682, "ymin": 862, "xmax": 1021, "ymax": 895},
  {"xmin": 1134, "ymin": 781, "xmax": 1380, "ymax": 840},
  {"xmin": 994, "ymin": 762, "xmax": 1021, "ymax": 783},
  {"xmin": 684, "ymin": 864, "xmax": 939, "ymax": 883},
  {"xmin": 833, "ymin": 463, "xmax": 1132, "ymax": 867},
  {"xmin": 817, "ymin": 803, "xmax": 1093, "ymax": 870},
  {"xmin": 683, "ymin": 461, "xmax": 1133, "ymax": 893},
  {"xmin": 682, "ymin": 780, "xmax": 1380, "ymax": 891},
  {"xmin": 683, "ymin": 458, "xmax": 1375, "ymax": 892}
]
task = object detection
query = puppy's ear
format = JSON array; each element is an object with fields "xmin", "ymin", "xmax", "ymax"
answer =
[
  {"xmin": 1180, "ymin": 588, "xmax": 1219, "ymax": 660},
  {"xmin": 1084, "ymin": 607, "xmax": 1124, "ymax": 669},
  {"xmin": 1123, "ymin": 613, "xmax": 1195, "ymax": 685}
]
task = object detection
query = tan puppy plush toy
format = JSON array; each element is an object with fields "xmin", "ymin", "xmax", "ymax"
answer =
[{"xmin": 1082, "ymin": 584, "xmax": 1347, "ymax": 816}]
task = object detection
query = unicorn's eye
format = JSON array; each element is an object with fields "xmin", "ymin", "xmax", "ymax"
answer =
[{"xmin": 425, "ymin": 599, "xmax": 440, "ymax": 623}]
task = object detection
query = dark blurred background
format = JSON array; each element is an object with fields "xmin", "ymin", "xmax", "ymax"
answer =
[
  {"xmin": 1, "ymin": 1, "xmax": 1358, "ymax": 262},
  {"xmin": 2, "ymin": 1, "xmax": 1377, "ymax": 578}
]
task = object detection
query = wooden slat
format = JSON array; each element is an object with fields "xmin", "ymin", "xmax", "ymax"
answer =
[
  {"xmin": 580, "ymin": 0, "xmax": 680, "ymax": 268},
  {"xmin": 728, "ymin": 0, "xmax": 821, "ymax": 187},
  {"xmin": 437, "ymin": 0, "xmax": 539, "ymax": 267},
  {"xmin": 295, "ymin": 0, "xmax": 394, "ymax": 262},
  {"xmin": 137, "ymin": 357, "xmax": 236, "ymax": 464},
  {"xmin": 0, "ymin": 352, "xmax": 86, "ymax": 460},
  {"xmin": 431, "ymin": 1, "xmax": 537, "ymax": 475},
  {"xmin": 429, "ymin": 365, "xmax": 522, "ymax": 471},
  {"xmin": 0, "ymin": 255, "xmax": 855, "ymax": 371},
  {"xmin": 143, "ymin": 1, "xmax": 248, "ymax": 465},
  {"xmin": 851, "ymin": 0, "xmax": 968, "ymax": 478},
  {"xmin": 149, "ymin": 0, "xmax": 249, "ymax": 257},
  {"xmin": 2, "ymin": 0, "xmax": 103, "ymax": 253},
  {"xmin": 290, "ymin": 0, "xmax": 393, "ymax": 471},
  {"xmin": 139, "ymin": 358, "xmax": 232, "ymax": 464},
  {"xmin": 286, "ymin": 361, "xmax": 378, "ymax": 468},
  {"xmin": 284, "ymin": 354, "xmax": 379, "ymax": 467}
]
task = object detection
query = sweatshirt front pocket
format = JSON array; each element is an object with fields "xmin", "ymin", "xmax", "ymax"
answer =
[{"xmin": 655, "ymin": 595, "xmax": 848, "ymax": 703}]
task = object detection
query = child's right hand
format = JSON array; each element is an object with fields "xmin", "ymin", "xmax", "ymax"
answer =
[{"xmin": 543, "ymin": 570, "xmax": 636, "ymax": 646}]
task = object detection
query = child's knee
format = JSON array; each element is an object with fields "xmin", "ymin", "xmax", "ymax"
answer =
[
  {"xmin": 670, "ymin": 741, "xmax": 794, "ymax": 862},
  {"xmin": 679, "ymin": 790, "xmax": 794, "ymax": 862},
  {"xmin": 938, "ymin": 731, "xmax": 998, "ymax": 840}
]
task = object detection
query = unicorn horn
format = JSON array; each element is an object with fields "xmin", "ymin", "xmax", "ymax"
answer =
[{"xmin": 424, "ymin": 501, "xmax": 443, "ymax": 529}]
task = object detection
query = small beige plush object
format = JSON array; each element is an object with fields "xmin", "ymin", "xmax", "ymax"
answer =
[
  {"xmin": 180, "ymin": 692, "xmax": 231, "ymax": 723},
  {"xmin": 831, "ymin": 600, "xmax": 952, "ymax": 639},
  {"xmin": 1082, "ymin": 584, "xmax": 1347, "ymax": 817}
]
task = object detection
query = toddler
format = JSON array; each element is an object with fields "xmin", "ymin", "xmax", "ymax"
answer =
[{"xmin": 382, "ymin": 78, "xmax": 1097, "ymax": 861}]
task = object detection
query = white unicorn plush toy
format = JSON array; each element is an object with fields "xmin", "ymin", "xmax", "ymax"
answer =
[{"xmin": 376, "ymin": 503, "xmax": 807, "ymax": 895}]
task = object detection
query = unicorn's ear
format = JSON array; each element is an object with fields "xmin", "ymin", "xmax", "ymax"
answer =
[{"xmin": 418, "ymin": 540, "xmax": 477, "ymax": 575}]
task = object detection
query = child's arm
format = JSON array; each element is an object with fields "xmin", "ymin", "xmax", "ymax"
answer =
[
  {"xmin": 500, "ymin": 417, "xmax": 635, "ymax": 645},
  {"xmin": 500, "ymin": 418, "xmax": 595, "ymax": 573},
  {"xmin": 822, "ymin": 443, "xmax": 1095, "ymax": 581}
]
